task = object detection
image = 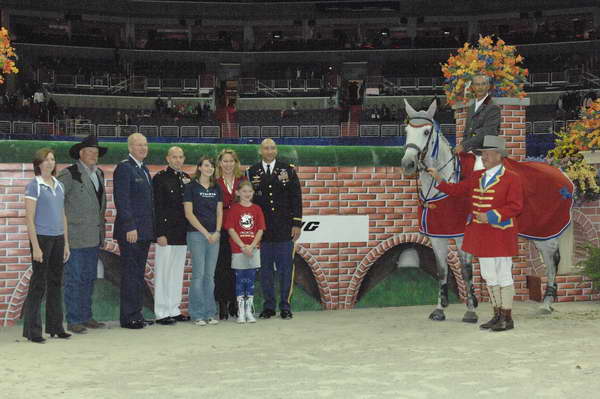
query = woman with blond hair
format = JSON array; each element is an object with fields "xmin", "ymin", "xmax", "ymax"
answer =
[
  {"xmin": 23, "ymin": 148, "xmax": 71, "ymax": 343},
  {"xmin": 214, "ymin": 149, "xmax": 246, "ymax": 319}
]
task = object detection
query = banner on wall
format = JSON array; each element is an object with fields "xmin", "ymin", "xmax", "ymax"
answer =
[{"xmin": 296, "ymin": 215, "xmax": 369, "ymax": 244}]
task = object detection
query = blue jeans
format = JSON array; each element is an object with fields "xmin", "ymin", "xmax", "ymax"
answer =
[
  {"xmin": 64, "ymin": 246, "xmax": 99, "ymax": 325},
  {"xmin": 260, "ymin": 241, "xmax": 294, "ymax": 312},
  {"xmin": 234, "ymin": 269, "xmax": 257, "ymax": 297},
  {"xmin": 187, "ymin": 231, "xmax": 220, "ymax": 320}
]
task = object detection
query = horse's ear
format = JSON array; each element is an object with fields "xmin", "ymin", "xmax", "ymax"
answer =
[
  {"xmin": 404, "ymin": 99, "xmax": 418, "ymax": 118},
  {"xmin": 426, "ymin": 99, "xmax": 437, "ymax": 119}
]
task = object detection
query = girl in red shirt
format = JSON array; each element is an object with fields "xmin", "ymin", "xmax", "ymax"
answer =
[{"xmin": 224, "ymin": 181, "xmax": 266, "ymax": 323}]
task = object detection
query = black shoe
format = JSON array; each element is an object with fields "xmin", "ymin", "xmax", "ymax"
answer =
[
  {"xmin": 28, "ymin": 336, "xmax": 46, "ymax": 344},
  {"xmin": 280, "ymin": 310, "xmax": 293, "ymax": 320},
  {"xmin": 172, "ymin": 314, "xmax": 191, "ymax": 322},
  {"xmin": 259, "ymin": 309, "xmax": 276, "ymax": 319},
  {"xmin": 50, "ymin": 332, "xmax": 72, "ymax": 339},
  {"xmin": 143, "ymin": 319, "xmax": 155, "ymax": 326},
  {"xmin": 156, "ymin": 317, "xmax": 176, "ymax": 326},
  {"xmin": 219, "ymin": 301, "xmax": 229, "ymax": 320},
  {"xmin": 121, "ymin": 320, "xmax": 144, "ymax": 329},
  {"xmin": 228, "ymin": 301, "xmax": 238, "ymax": 318}
]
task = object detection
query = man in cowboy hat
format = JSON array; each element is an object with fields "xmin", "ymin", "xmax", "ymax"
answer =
[
  {"xmin": 58, "ymin": 135, "xmax": 108, "ymax": 334},
  {"xmin": 428, "ymin": 135, "xmax": 523, "ymax": 332}
]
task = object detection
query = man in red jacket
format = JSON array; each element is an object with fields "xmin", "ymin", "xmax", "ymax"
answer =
[{"xmin": 428, "ymin": 136, "xmax": 523, "ymax": 332}]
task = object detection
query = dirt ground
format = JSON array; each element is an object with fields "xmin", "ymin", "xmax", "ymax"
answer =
[{"xmin": 1, "ymin": 301, "xmax": 599, "ymax": 399}]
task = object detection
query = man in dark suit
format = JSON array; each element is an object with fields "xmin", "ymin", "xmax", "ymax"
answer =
[
  {"xmin": 58, "ymin": 135, "xmax": 107, "ymax": 334},
  {"xmin": 152, "ymin": 146, "xmax": 191, "ymax": 325},
  {"xmin": 247, "ymin": 138, "xmax": 302, "ymax": 320},
  {"xmin": 455, "ymin": 74, "xmax": 501, "ymax": 156},
  {"xmin": 113, "ymin": 133, "xmax": 155, "ymax": 329}
]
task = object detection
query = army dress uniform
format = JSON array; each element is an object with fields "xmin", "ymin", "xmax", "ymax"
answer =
[
  {"xmin": 247, "ymin": 160, "xmax": 302, "ymax": 317},
  {"xmin": 152, "ymin": 167, "xmax": 191, "ymax": 322}
]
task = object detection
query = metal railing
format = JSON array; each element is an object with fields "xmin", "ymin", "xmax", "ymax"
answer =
[
  {"xmin": 0, "ymin": 119, "xmax": 570, "ymax": 138},
  {"xmin": 42, "ymin": 72, "xmax": 216, "ymax": 95}
]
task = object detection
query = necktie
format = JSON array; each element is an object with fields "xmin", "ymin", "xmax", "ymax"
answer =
[{"xmin": 266, "ymin": 164, "xmax": 271, "ymax": 176}]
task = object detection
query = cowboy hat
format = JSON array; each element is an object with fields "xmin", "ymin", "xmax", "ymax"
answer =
[
  {"xmin": 476, "ymin": 135, "xmax": 507, "ymax": 157},
  {"xmin": 69, "ymin": 135, "xmax": 108, "ymax": 159}
]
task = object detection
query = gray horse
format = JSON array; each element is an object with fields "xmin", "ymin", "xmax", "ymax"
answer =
[{"xmin": 400, "ymin": 99, "xmax": 568, "ymax": 322}]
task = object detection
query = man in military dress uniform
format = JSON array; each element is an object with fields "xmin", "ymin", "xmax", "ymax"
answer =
[
  {"xmin": 152, "ymin": 146, "xmax": 191, "ymax": 325},
  {"xmin": 113, "ymin": 133, "xmax": 155, "ymax": 329},
  {"xmin": 247, "ymin": 138, "xmax": 302, "ymax": 320}
]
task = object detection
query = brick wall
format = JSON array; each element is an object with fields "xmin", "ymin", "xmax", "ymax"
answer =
[{"xmin": 1, "ymin": 99, "xmax": 599, "ymax": 325}]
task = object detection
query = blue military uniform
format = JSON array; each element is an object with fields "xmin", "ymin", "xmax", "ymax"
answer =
[
  {"xmin": 113, "ymin": 155, "xmax": 155, "ymax": 327},
  {"xmin": 247, "ymin": 160, "xmax": 302, "ymax": 316}
]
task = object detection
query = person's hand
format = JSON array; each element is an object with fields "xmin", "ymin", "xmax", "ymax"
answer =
[
  {"xmin": 207, "ymin": 232, "xmax": 219, "ymax": 244},
  {"xmin": 474, "ymin": 211, "xmax": 489, "ymax": 224},
  {"xmin": 63, "ymin": 244, "xmax": 70, "ymax": 263},
  {"xmin": 32, "ymin": 246, "xmax": 43, "ymax": 263},
  {"xmin": 126, "ymin": 229, "xmax": 138, "ymax": 243},
  {"xmin": 157, "ymin": 236, "xmax": 168, "ymax": 247},
  {"xmin": 454, "ymin": 144, "xmax": 464, "ymax": 154},
  {"xmin": 242, "ymin": 244, "xmax": 254, "ymax": 257},
  {"xmin": 427, "ymin": 168, "xmax": 442, "ymax": 183},
  {"xmin": 291, "ymin": 226, "xmax": 301, "ymax": 242}
]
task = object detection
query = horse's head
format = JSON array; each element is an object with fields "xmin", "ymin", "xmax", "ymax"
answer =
[{"xmin": 401, "ymin": 99, "xmax": 437, "ymax": 176}]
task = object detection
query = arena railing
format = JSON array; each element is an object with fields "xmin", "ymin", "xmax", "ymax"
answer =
[
  {"xmin": 43, "ymin": 72, "xmax": 216, "ymax": 96},
  {"xmin": 0, "ymin": 120, "xmax": 567, "ymax": 139}
]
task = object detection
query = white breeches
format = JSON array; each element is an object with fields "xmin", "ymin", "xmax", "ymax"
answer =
[
  {"xmin": 154, "ymin": 245, "xmax": 188, "ymax": 319},
  {"xmin": 479, "ymin": 257, "xmax": 513, "ymax": 287}
]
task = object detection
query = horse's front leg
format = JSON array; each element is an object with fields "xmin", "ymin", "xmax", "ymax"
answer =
[
  {"xmin": 456, "ymin": 236, "xmax": 478, "ymax": 323},
  {"xmin": 534, "ymin": 239, "xmax": 560, "ymax": 314},
  {"xmin": 429, "ymin": 237, "xmax": 450, "ymax": 321}
]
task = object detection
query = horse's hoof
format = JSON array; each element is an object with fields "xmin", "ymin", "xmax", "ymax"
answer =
[
  {"xmin": 462, "ymin": 311, "xmax": 478, "ymax": 323},
  {"xmin": 429, "ymin": 309, "xmax": 446, "ymax": 321}
]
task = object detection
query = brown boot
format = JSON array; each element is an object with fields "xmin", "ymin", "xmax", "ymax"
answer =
[
  {"xmin": 479, "ymin": 307, "xmax": 501, "ymax": 330},
  {"xmin": 491, "ymin": 309, "xmax": 514, "ymax": 332}
]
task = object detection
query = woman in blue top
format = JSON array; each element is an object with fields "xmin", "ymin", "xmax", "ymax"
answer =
[
  {"xmin": 184, "ymin": 156, "xmax": 223, "ymax": 325},
  {"xmin": 23, "ymin": 148, "xmax": 71, "ymax": 343}
]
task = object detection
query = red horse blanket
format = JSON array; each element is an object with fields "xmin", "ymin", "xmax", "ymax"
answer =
[{"xmin": 418, "ymin": 153, "xmax": 574, "ymax": 240}]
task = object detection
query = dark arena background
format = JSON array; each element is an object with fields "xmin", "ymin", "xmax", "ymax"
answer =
[{"xmin": 0, "ymin": 1, "xmax": 599, "ymax": 398}]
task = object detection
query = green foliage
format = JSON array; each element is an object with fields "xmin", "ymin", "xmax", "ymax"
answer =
[
  {"xmin": 577, "ymin": 244, "xmax": 600, "ymax": 291},
  {"xmin": 0, "ymin": 140, "xmax": 404, "ymax": 167},
  {"xmin": 355, "ymin": 268, "xmax": 460, "ymax": 308}
]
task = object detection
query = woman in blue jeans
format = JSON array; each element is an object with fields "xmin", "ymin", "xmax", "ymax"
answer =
[{"xmin": 183, "ymin": 157, "xmax": 223, "ymax": 325}]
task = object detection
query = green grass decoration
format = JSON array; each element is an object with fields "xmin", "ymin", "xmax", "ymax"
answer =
[
  {"xmin": 355, "ymin": 268, "xmax": 460, "ymax": 308},
  {"xmin": 0, "ymin": 140, "xmax": 404, "ymax": 167}
]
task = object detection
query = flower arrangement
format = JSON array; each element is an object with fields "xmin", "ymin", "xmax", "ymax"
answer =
[
  {"xmin": 441, "ymin": 36, "xmax": 528, "ymax": 106},
  {"xmin": 547, "ymin": 99, "xmax": 600, "ymax": 203},
  {"xmin": 0, "ymin": 27, "xmax": 18, "ymax": 85}
]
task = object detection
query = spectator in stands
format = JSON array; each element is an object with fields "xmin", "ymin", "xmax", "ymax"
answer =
[
  {"xmin": 58, "ymin": 136, "xmax": 108, "ymax": 335},
  {"xmin": 123, "ymin": 112, "xmax": 130, "ymax": 126},
  {"xmin": 113, "ymin": 133, "xmax": 155, "ymax": 330},
  {"xmin": 196, "ymin": 103, "xmax": 203, "ymax": 121},
  {"xmin": 23, "ymin": 148, "xmax": 71, "ymax": 343},
  {"xmin": 390, "ymin": 104, "xmax": 398, "ymax": 121},
  {"xmin": 155, "ymin": 96, "xmax": 165, "ymax": 114},
  {"xmin": 115, "ymin": 111, "xmax": 123, "ymax": 125},
  {"xmin": 184, "ymin": 157, "xmax": 223, "ymax": 326},
  {"xmin": 166, "ymin": 97, "xmax": 174, "ymax": 115}
]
